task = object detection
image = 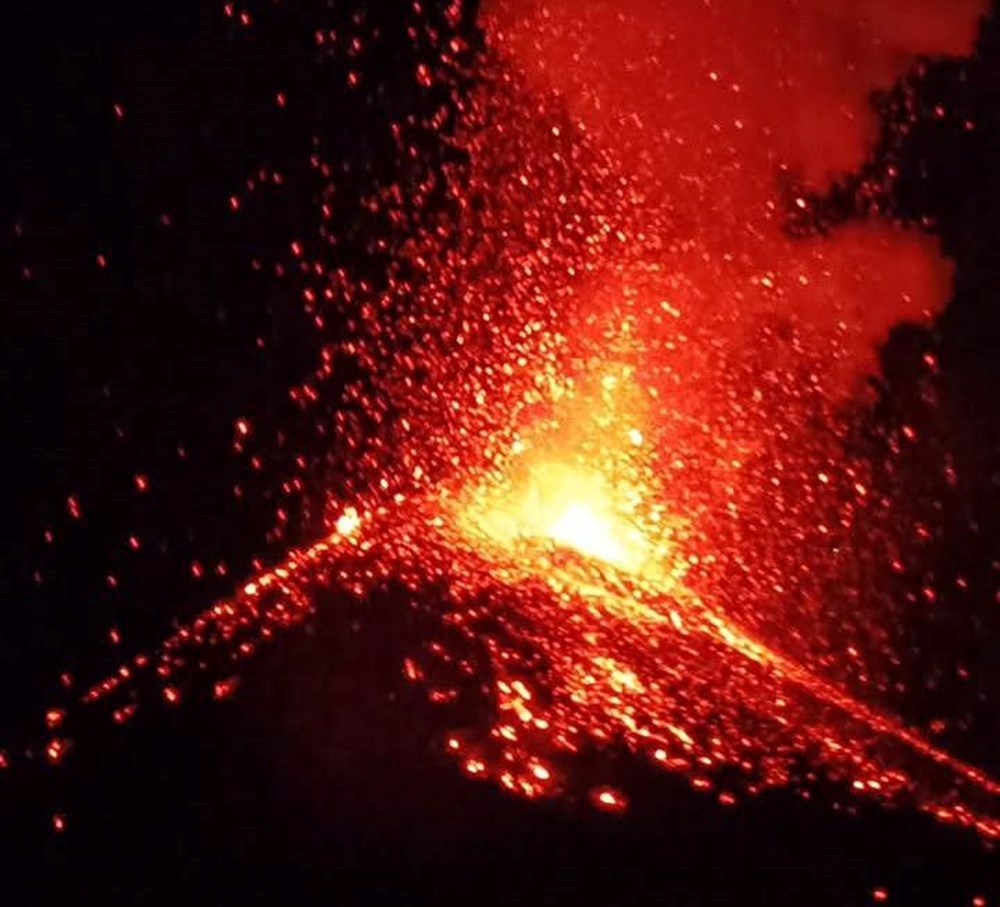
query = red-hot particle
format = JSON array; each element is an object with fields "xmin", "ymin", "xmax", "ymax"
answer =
[
  {"xmin": 45, "ymin": 709, "xmax": 65, "ymax": 730},
  {"xmin": 590, "ymin": 786, "xmax": 628, "ymax": 814}
]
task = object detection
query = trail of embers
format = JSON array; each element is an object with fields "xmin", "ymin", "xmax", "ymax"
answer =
[{"xmin": 73, "ymin": 486, "xmax": 1000, "ymax": 840}]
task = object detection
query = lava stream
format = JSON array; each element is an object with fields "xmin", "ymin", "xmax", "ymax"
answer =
[{"xmin": 73, "ymin": 470, "xmax": 1000, "ymax": 841}]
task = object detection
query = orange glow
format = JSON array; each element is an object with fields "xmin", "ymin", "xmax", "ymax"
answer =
[
  {"xmin": 334, "ymin": 506, "xmax": 362, "ymax": 538},
  {"xmin": 455, "ymin": 359, "xmax": 686, "ymax": 590},
  {"xmin": 469, "ymin": 461, "xmax": 656, "ymax": 575}
]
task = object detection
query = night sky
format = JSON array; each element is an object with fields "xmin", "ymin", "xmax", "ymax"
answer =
[{"xmin": 1, "ymin": 1, "xmax": 999, "ymax": 903}]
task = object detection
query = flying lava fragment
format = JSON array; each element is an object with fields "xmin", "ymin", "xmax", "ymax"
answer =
[{"xmin": 18, "ymin": 0, "xmax": 1000, "ymax": 842}]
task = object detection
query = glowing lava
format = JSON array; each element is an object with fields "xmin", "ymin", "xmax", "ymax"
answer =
[{"xmin": 479, "ymin": 463, "xmax": 645, "ymax": 567}]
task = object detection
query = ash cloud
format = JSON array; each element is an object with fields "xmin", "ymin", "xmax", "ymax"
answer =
[{"xmin": 483, "ymin": 0, "xmax": 986, "ymax": 392}]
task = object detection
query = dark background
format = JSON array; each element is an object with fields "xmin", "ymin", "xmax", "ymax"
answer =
[{"xmin": 0, "ymin": 0, "xmax": 998, "ymax": 903}]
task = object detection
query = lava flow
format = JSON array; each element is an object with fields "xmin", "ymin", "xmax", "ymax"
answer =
[
  {"xmin": 24, "ymin": 0, "xmax": 1000, "ymax": 842},
  {"xmin": 73, "ymin": 346, "xmax": 1000, "ymax": 838}
]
